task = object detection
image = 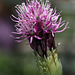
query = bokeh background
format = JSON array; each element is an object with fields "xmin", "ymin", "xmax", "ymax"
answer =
[{"xmin": 0, "ymin": 0, "xmax": 75, "ymax": 75}]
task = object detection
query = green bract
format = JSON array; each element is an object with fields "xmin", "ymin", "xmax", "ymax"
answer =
[{"xmin": 36, "ymin": 50, "xmax": 62, "ymax": 75}]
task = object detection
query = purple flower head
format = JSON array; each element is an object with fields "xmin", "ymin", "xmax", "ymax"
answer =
[{"xmin": 11, "ymin": 0, "xmax": 69, "ymax": 57}]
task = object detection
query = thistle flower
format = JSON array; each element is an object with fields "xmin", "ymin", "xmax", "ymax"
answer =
[{"xmin": 11, "ymin": 0, "xmax": 69, "ymax": 57}]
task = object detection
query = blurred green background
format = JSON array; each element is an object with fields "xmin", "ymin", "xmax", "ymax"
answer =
[{"xmin": 0, "ymin": 0, "xmax": 75, "ymax": 75}]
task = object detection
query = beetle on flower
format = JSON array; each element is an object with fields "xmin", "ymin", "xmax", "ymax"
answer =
[{"xmin": 11, "ymin": 0, "xmax": 69, "ymax": 57}]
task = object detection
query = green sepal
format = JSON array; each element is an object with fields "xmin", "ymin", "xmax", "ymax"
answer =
[{"xmin": 35, "ymin": 50, "xmax": 62, "ymax": 75}]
